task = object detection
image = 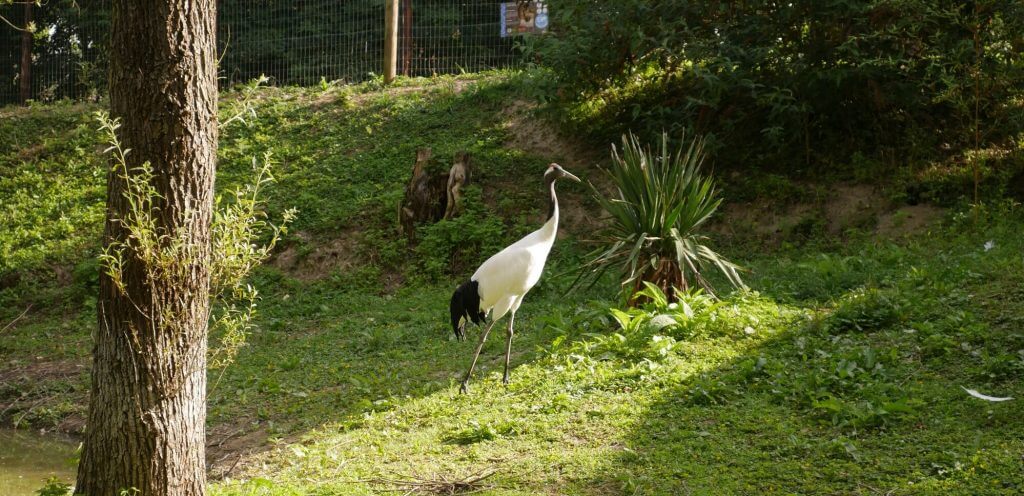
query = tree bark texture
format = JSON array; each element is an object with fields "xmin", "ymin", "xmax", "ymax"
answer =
[
  {"xmin": 18, "ymin": 1, "xmax": 32, "ymax": 103},
  {"xmin": 75, "ymin": 1, "xmax": 218, "ymax": 495}
]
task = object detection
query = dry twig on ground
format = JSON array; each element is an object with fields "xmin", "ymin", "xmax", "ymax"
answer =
[
  {"xmin": 1, "ymin": 304, "xmax": 32, "ymax": 335},
  {"xmin": 360, "ymin": 466, "xmax": 498, "ymax": 495}
]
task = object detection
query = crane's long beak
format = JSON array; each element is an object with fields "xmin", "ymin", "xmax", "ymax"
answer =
[{"xmin": 562, "ymin": 170, "xmax": 581, "ymax": 183}]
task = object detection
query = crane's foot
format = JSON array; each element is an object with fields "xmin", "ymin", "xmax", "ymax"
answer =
[
  {"xmin": 459, "ymin": 381, "xmax": 470, "ymax": 394},
  {"xmin": 502, "ymin": 374, "xmax": 511, "ymax": 385}
]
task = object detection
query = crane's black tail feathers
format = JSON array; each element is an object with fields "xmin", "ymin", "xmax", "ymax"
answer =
[{"xmin": 450, "ymin": 280, "xmax": 485, "ymax": 341}]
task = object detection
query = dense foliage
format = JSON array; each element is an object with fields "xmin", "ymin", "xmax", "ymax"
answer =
[
  {"xmin": 528, "ymin": 0, "xmax": 1024, "ymax": 172},
  {"xmin": 0, "ymin": 0, "xmax": 108, "ymax": 103}
]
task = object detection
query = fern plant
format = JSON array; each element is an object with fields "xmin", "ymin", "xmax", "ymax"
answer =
[{"xmin": 580, "ymin": 131, "xmax": 743, "ymax": 302}]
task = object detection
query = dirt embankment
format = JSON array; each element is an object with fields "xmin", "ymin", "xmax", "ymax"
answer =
[{"xmin": 713, "ymin": 183, "xmax": 944, "ymax": 243}]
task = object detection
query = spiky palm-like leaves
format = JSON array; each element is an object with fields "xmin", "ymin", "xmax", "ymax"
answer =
[{"xmin": 581, "ymin": 131, "xmax": 744, "ymax": 302}]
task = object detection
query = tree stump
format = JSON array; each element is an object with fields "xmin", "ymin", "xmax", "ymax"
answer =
[
  {"xmin": 445, "ymin": 151, "xmax": 471, "ymax": 220},
  {"xmin": 399, "ymin": 148, "xmax": 471, "ymax": 240}
]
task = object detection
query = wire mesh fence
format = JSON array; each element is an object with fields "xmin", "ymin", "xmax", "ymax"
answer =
[
  {"xmin": 398, "ymin": 1, "xmax": 518, "ymax": 78},
  {"xmin": 0, "ymin": 1, "xmax": 108, "ymax": 105},
  {"xmin": 1, "ymin": 0, "xmax": 524, "ymax": 106}
]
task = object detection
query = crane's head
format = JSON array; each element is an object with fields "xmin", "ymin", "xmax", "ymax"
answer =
[{"xmin": 545, "ymin": 163, "xmax": 581, "ymax": 183}]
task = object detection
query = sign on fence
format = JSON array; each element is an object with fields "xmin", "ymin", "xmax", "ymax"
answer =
[{"xmin": 500, "ymin": 1, "xmax": 548, "ymax": 37}]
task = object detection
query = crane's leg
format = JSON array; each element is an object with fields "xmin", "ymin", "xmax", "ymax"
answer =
[
  {"xmin": 502, "ymin": 311, "xmax": 516, "ymax": 385},
  {"xmin": 460, "ymin": 319, "xmax": 497, "ymax": 394}
]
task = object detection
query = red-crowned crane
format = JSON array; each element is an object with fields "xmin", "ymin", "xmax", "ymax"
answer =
[{"xmin": 450, "ymin": 163, "xmax": 580, "ymax": 394}]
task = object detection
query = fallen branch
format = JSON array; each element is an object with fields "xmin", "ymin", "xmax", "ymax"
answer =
[
  {"xmin": 1, "ymin": 304, "xmax": 32, "ymax": 334},
  {"xmin": 357, "ymin": 466, "xmax": 498, "ymax": 495}
]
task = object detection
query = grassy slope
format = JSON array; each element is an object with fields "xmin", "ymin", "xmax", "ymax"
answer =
[
  {"xmin": 1, "ymin": 74, "xmax": 1023, "ymax": 495},
  {"xmin": 208, "ymin": 212, "xmax": 1024, "ymax": 496}
]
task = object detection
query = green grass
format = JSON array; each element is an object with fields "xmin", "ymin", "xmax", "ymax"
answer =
[
  {"xmin": 206, "ymin": 207, "xmax": 1024, "ymax": 495},
  {"xmin": 2, "ymin": 73, "xmax": 1023, "ymax": 495}
]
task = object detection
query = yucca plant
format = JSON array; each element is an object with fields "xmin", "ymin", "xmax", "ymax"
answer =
[{"xmin": 579, "ymin": 131, "xmax": 744, "ymax": 303}]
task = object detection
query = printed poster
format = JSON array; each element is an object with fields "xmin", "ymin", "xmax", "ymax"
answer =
[{"xmin": 500, "ymin": 1, "xmax": 549, "ymax": 37}]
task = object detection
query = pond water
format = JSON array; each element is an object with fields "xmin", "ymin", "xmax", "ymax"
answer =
[{"xmin": 0, "ymin": 429, "xmax": 78, "ymax": 495}]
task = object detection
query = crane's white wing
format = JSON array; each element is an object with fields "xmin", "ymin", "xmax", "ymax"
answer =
[
  {"xmin": 473, "ymin": 246, "xmax": 535, "ymax": 308},
  {"xmin": 471, "ymin": 219, "xmax": 558, "ymax": 313}
]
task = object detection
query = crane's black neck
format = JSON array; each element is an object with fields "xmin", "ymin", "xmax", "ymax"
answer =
[{"xmin": 546, "ymin": 173, "xmax": 559, "ymax": 221}]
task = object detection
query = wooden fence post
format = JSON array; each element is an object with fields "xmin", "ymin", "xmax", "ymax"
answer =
[
  {"xmin": 401, "ymin": 0, "xmax": 413, "ymax": 76},
  {"xmin": 384, "ymin": 0, "xmax": 398, "ymax": 83},
  {"xmin": 19, "ymin": 1, "xmax": 33, "ymax": 103}
]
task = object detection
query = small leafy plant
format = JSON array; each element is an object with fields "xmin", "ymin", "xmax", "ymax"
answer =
[
  {"xmin": 95, "ymin": 112, "xmax": 296, "ymax": 372},
  {"xmin": 442, "ymin": 420, "xmax": 519, "ymax": 445},
  {"xmin": 825, "ymin": 288, "xmax": 901, "ymax": 334},
  {"xmin": 578, "ymin": 131, "xmax": 743, "ymax": 303},
  {"xmin": 414, "ymin": 186, "xmax": 506, "ymax": 279},
  {"xmin": 35, "ymin": 477, "xmax": 72, "ymax": 496}
]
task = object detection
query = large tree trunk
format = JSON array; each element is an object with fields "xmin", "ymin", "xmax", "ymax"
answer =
[
  {"xmin": 75, "ymin": 1, "xmax": 218, "ymax": 495},
  {"xmin": 18, "ymin": 1, "xmax": 31, "ymax": 103}
]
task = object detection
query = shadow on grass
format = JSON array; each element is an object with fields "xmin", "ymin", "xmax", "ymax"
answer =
[{"xmin": 574, "ymin": 242, "xmax": 1024, "ymax": 494}]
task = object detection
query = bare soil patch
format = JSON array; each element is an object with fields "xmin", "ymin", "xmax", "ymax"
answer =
[
  {"xmin": 824, "ymin": 184, "xmax": 883, "ymax": 234},
  {"xmin": 272, "ymin": 230, "xmax": 365, "ymax": 282},
  {"xmin": 876, "ymin": 204, "xmax": 944, "ymax": 237},
  {"xmin": 0, "ymin": 359, "xmax": 87, "ymax": 386},
  {"xmin": 0, "ymin": 359, "xmax": 89, "ymax": 433},
  {"xmin": 714, "ymin": 183, "xmax": 944, "ymax": 242},
  {"xmin": 207, "ymin": 418, "xmax": 272, "ymax": 480},
  {"xmin": 501, "ymin": 99, "xmax": 600, "ymax": 171}
]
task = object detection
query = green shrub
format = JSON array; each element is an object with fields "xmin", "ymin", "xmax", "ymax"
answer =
[
  {"xmin": 414, "ymin": 186, "xmax": 507, "ymax": 280},
  {"xmin": 36, "ymin": 478, "xmax": 72, "ymax": 496},
  {"xmin": 528, "ymin": 0, "xmax": 1024, "ymax": 170},
  {"xmin": 826, "ymin": 288, "xmax": 901, "ymax": 334},
  {"xmin": 577, "ymin": 132, "xmax": 743, "ymax": 303}
]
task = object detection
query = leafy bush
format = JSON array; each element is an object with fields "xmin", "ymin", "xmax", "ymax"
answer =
[
  {"xmin": 552, "ymin": 283, "xmax": 736, "ymax": 362},
  {"xmin": 528, "ymin": 0, "xmax": 1024, "ymax": 169},
  {"xmin": 414, "ymin": 186, "xmax": 507, "ymax": 280},
  {"xmin": 577, "ymin": 131, "xmax": 743, "ymax": 302},
  {"xmin": 826, "ymin": 288, "xmax": 902, "ymax": 334}
]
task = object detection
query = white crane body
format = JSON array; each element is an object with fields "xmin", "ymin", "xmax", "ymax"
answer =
[
  {"xmin": 449, "ymin": 163, "xmax": 579, "ymax": 393},
  {"xmin": 473, "ymin": 213, "xmax": 557, "ymax": 321}
]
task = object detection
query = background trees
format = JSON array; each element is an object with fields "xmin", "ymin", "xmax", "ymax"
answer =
[
  {"xmin": 527, "ymin": 0, "xmax": 1024, "ymax": 173},
  {"xmin": 0, "ymin": 0, "xmax": 108, "ymax": 103}
]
